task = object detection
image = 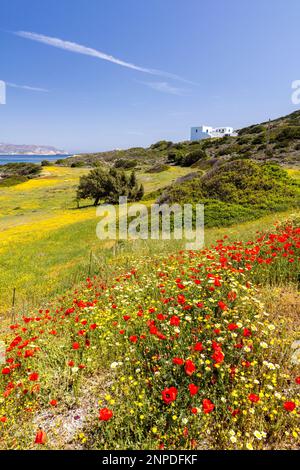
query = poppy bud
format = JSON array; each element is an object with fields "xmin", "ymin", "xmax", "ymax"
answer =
[{"xmin": 35, "ymin": 428, "xmax": 47, "ymax": 445}]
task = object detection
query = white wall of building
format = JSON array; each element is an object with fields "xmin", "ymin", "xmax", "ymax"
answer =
[
  {"xmin": 190, "ymin": 125, "xmax": 237, "ymax": 141},
  {"xmin": 190, "ymin": 127, "xmax": 212, "ymax": 141}
]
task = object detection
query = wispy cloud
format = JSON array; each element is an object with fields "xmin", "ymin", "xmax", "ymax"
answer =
[
  {"xmin": 14, "ymin": 30, "xmax": 195, "ymax": 84},
  {"xmin": 7, "ymin": 82, "xmax": 49, "ymax": 92},
  {"xmin": 138, "ymin": 80, "xmax": 189, "ymax": 96}
]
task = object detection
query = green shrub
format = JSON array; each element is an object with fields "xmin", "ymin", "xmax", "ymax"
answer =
[
  {"xmin": 114, "ymin": 159, "xmax": 138, "ymax": 169},
  {"xmin": 71, "ymin": 161, "xmax": 86, "ymax": 168},
  {"xmin": 252, "ymin": 133, "xmax": 266, "ymax": 145},
  {"xmin": 158, "ymin": 160, "xmax": 300, "ymax": 228},
  {"xmin": 181, "ymin": 149, "xmax": 207, "ymax": 166},
  {"xmin": 146, "ymin": 163, "xmax": 170, "ymax": 173},
  {"xmin": 150, "ymin": 140, "xmax": 173, "ymax": 150},
  {"xmin": 275, "ymin": 126, "xmax": 300, "ymax": 142}
]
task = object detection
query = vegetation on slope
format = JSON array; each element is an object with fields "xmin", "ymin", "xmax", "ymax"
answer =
[
  {"xmin": 157, "ymin": 160, "xmax": 300, "ymax": 227},
  {"xmin": 0, "ymin": 163, "xmax": 41, "ymax": 187},
  {"xmin": 77, "ymin": 168, "xmax": 144, "ymax": 206},
  {"xmin": 62, "ymin": 110, "xmax": 300, "ymax": 169},
  {"xmin": 0, "ymin": 218, "xmax": 299, "ymax": 450},
  {"xmin": 0, "ymin": 165, "xmax": 195, "ymax": 316}
]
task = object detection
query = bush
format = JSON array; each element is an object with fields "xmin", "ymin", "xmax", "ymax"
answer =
[
  {"xmin": 0, "ymin": 162, "xmax": 41, "ymax": 180},
  {"xmin": 181, "ymin": 149, "xmax": 207, "ymax": 167},
  {"xmin": 114, "ymin": 159, "xmax": 138, "ymax": 169},
  {"xmin": 146, "ymin": 164, "xmax": 170, "ymax": 173},
  {"xmin": 252, "ymin": 133, "xmax": 266, "ymax": 145},
  {"xmin": 158, "ymin": 160, "xmax": 300, "ymax": 227},
  {"xmin": 77, "ymin": 168, "xmax": 144, "ymax": 205},
  {"xmin": 150, "ymin": 140, "xmax": 173, "ymax": 150},
  {"xmin": 71, "ymin": 161, "xmax": 85, "ymax": 168},
  {"xmin": 275, "ymin": 126, "xmax": 300, "ymax": 142}
]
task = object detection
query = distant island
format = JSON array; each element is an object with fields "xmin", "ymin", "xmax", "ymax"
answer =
[{"xmin": 0, "ymin": 142, "xmax": 67, "ymax": 155}]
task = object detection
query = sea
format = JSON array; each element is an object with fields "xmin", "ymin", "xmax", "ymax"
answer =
[{"xmin": 0, "ymin": 154, "xmax": 70, "ymax": 165}]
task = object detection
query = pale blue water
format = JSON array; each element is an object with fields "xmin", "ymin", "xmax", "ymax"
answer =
[{"xmin": 0, "ymin": 154, "xmax": 70, "ymax": 165}]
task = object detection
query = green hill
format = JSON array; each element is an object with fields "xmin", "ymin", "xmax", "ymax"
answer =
[
  {"xmin": 157, "ymin": 160, "xmax": 300, "ymax": 227},
  {"xmin": 63, "ymin": 109, "xmax": 300, "ymax": 169}
]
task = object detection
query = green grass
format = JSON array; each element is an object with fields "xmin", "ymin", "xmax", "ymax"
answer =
[
  {"xmin": 0, "ymin": 163, "xmax": 299, "ymax": 317},
  {"xmin": 0, "ymin": 176, "xmax": 28, "ymax": 187},
  {"xmin": 0, "ymin": 165, "xmax": 196, "ymax": 316}
]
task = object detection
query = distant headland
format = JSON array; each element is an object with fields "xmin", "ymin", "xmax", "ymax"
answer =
[{"xmin": 0, "ymin": 142, "xmax": 67, "ymax": 155}]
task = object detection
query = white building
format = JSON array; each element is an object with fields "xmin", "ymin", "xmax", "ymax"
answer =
[{"xmin": 191, "ymin": 125, "xmax": 237, "ymax": 141}]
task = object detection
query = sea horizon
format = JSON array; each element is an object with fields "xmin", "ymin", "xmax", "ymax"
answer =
[{"xmin": 0, "ymin": 154, "xmax": 71, "ymax": 165}]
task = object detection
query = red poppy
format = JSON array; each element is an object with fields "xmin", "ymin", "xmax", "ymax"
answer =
[
  {"xmin": 170, "ymin": 315, "xmax": 180, "ymax": 326},
  {"xmin": 24, "ymin": 350, "xmax": 34, "ymax": 358},
  {"xmin": 227, "ymin": 291, "xmax": 237, "ymax": 301},
  {"xmin": 188, "ymin": 384, "xmax": 199, "ymax": 396},
  {"xmin": 129, "ymin": 335, "xmax": 138, "ymax": 343},
  {"xmin": 228, "ymin": 323, "xmax": 238, "ymax": 331},
  {"xmin": 99, "ymin": 407, "xmax": 113, "ymax": 421},
  {"xmin": 243, "ymin": 328, "xmax": 252, "ymax": 337},
  {"xmin": 295, "ymin": 377, "xmax": 300, "ymax": 385},
  {"xmin": 157, "ymin": 313, "xmax": 166, "ymax": 321},
  {"xmin": 162, "ymin": 387, "xmax": 178, "ymax": 404},
  {"xmin": 35, "ymin": 429, "xmax": 47, "ymax": 445},
  {"xmin": 218, "ymin": 301, "xmax": 227, "ymax": 311},
  {"xmin": 0, "ymin": 416, "xmax": 7, "ymax": 423},
  {"xmin": 212, "ymin": 350, "xmax": 224, "ymax": 364},
  {"xmin": 50, "ymin": 399, "xmax": 57, "ymax": 407},
  {"xmin": 185, "ymin": 360, "xmax": 196, "ymax": 376},
  {"xmin": 202, "ymin": 399, "xmax": 215, "ymax": 414},
  {"xmin": 172, "ymin": 357, "xmax": 184, "ymax": 365},
  {"xmin": 191, "ymin": 407, "xmax": 198, "ymax": 414},
  {"xmin": 1, "ymin": 368, "xmax": 10, "ymax": 375},
  {"xmin": 177, "ymin": 294, "xmax": 186, "ymax": 304},
  {"xmin": 149, "ymin": 325, "xmax": 158, "ymax": 335},
  {"xmin": 283, "ymin": 401, "xmax": 296, "ymax": 412},
  {"xmin": 72, "ymin": 342, "xmax": 80, "ymax": 350},
  {"xmin": 68, "ymin": 360, "xmax": 75, "ymax": 367},
  {"xmin": 248, "ymin": 393, "xmax": 260, "ymax": 403},
  {"xmin": 29, "ymin": 372, "xmax": 39, "ymax": 381},
  {"xmin": 194, "ymin": 342, "xmax": 204, "ymax": 352}
]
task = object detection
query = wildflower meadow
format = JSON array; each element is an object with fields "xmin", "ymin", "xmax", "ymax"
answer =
[{"xmin": 0, "ymin": 217, "xmax": 299, "ymax": 450}]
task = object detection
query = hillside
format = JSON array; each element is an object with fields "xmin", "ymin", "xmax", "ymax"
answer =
[
  {"xmin": 156, "ymin": 160, "xmax": 300, "ymax": 227},
  {"xmin": 63, "ymin": 110, "xmax": 300, "ymax": 169},
  {"xmin": 0, "ymin": 143, "xmax": 66, "ymax": 155},
  {"xmin": 0, "ymin": 216, "xmax": 299, "ymax": 450}
]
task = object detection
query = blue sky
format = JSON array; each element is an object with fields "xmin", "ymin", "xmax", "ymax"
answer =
[{"xmin": 0, "ymin": 0, "xmax": 300, "ymax": 153}]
